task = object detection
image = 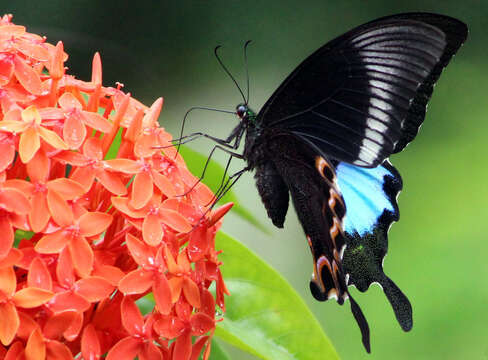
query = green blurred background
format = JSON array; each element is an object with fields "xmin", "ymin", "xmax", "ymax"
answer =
[{"xmin": 2, "ymin": 1, "xmax": 487, "ymax": 359}]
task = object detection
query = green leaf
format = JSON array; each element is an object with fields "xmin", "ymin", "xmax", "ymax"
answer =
[
  {"xmin": 104, "ymin": 127, "xmax": 123, "ymax": 160},
  {"xmin": 215, "ymin": 232, "xmax": 339, "ymax": 360},
  {"xmin": 179, "ymin": 146, "xmax": 269, "ymax": 233},
  {"xmin": 14, "ymin": 230, "xmax": 34, "ymax": 247},
  {"xmin": 209, "ymin": 339, "xmax": 231, "ymax": 360}
]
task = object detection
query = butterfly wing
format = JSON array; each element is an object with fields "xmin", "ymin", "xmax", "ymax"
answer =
[
  {"xmin": 335, "ymin": 160, "xmax": 412, "ymax": 331},
  {"xmin": 256, "ymin": 13, "xmax": 467, "ymax": 167},
  {"xmin": 262, "ymin": 136, "xmax": 371, "ymax": 352}
]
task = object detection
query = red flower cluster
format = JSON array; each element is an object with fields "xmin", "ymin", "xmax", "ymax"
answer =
[{"xmin": 0, "ymin": 14, "xmax": 231, "ymax": 360}]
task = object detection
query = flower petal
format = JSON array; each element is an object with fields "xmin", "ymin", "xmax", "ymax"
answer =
[
  {"xmin": 27, "ymin": 257, "xmax": 52, "ymax": 291},
  {"xmin": 140, "ymin": 342, "xmax": 163, "ymax": 360},
  {"xmin": 43, "ymin": 310, "xmax": 77, "ymax": 340},
  {"xmin": 38, "ymin": 126, "xmax": 69, "ymax": 150},
  {"xmin": 124, "ymin": 233, "xmax": 156, "ymax": 267},
  {"xmin": 0, "ymin": 120, "xmax": 29, "ymax": 133},
  {"xmin": 83, "ymin": 137, "xmax": 103, "ymax": 160},
  {"xmin": 168, "ymin": 277, "xmax": 183, "ymax": 304},
  {"xmin": 92, "ymin": 265, "xmax": 125, "ymax": 286},
  {"xmin": 13, "ymin": 55, "xmax": 43, "ymax": 95},
  {"xmin": 25, "ymin": 328, "xmax": 45, "ymax": 360},
  {"xmin": 48, "ymin": 291, "xmax": 90, "ymax": 314},
  {"xmin": 187, "ymin": 225, "xmax": 209, "ymax": 262},
  {"xmin": 118, "ymin": 268, "xmax": 153, "ymax": 295},
  {"xmin": 121, "ymin": 297, "xmax": 144, "ymax": 335},
  {"xmin": 200, "ymin": 289, "xmax": 216, "ymax": 319},
  {"xmin": 81, "ymin": 110, "xmax": 112, "ymax": 133},
  {"xmin": 106, "ymin": 336, "xmax": 140, "ymax": 360},
  {"xmin": 111, "ymin": 197, "xmax": 147, "ymax": 218},
  {"xmin": 45, "ymin": 340, "xmax": 73, "ymax": 360},
  {"xmin": 0, "ymin": 217, "xmax": 14, "ymax": 258},
  {"xmin": 0, "ymin": 141, "xmax": 15, "ymax": 172},
  {"xmin": 130, "ymin": 171, "xmax": 153, "ymax": 210},
  {"xmin": 69, "ymin": 166, "xmax": 96, "ymax": 192},
  {"xmin": 17, "ymin": 311, "xmax": 37, "ymax": 340},
  {"xmin": 190, "ymin": 336, "xmax": 210, "ymax": 360},
  {"xmin": 68, "ymin": 235, "xmax": 94, "ymax": 278},
  {"xmin": 0, "ymin": 248, "xmax": 22, "ymax": 269},
  {"xmin": 0, "ymin": 266, "xmax": 16, "ymax": 296},
  {"xmin": 19, "ymin": 126, "xmax": 40, "ymax": 163},
  {"xmin": 153, "ymin": 274, "xmax": 172, "ymax": 315},
  {"xmin": 104, "ymin": 158, "xmax": 141, "ymax": 173},
  {"xmin": 0, "ymin": 187, "xmax": 31, "ymax": 214},
  {"xmin": 29, "ymin": 192, "xmax": 50, "ymax": 233},
  {"xmin": 96, "ymin": 170, "xmax": 127, "ymax": 195},
  {"xmin": 35, "ymin": 231, "xmax": 69, "ymax": 254},
  {"xmin": 190, "ymin": 313, "xmax": 214, "ymax": 336},
  {"xmin": 154, "ymin": 316, "xmax": 185, "ymax": 339},
  {"xmin": 173, "ymin": 331, "xmax": 192, "ymax": 360},
  {"xmin": 47, "ymin": 188, "xmax": 73, "ymax": 227},
  {"xmin": 16, "ymin": 39, "xmax": 50, "ymax": 62},
  {"xmin": 54, "ymin": 150, "xmax": 90, "ymax": 167},
  {"xmin": 55, "ymin": 248, "xmax": 75, "ymax": 288},
  {"xmin": 151, "ymin": 170, "xmax": 176, "ymax": 198},
  {"xmin": 13, "ymin": 287, "xmax": 54, "ymax": 308},
  {"xmin": 46, "ymin": 178, "xmax": 86, "ymax": 200},
  {"xmin": 58, "ymin": 92, "xmax": 82, "ymax": 110},
  {"xmin": 142, "ymin": 213, "xmax": 163, "ymax": 247},
  {"xmin": 81, "ymin": 324, "xmax": 101, "ymax": 360},
  {"xmin": 183, "ymin": 278, "xmax": 201, "ymax": 309},
  {"xmin": 63, "ymin": 112, "xmax": 86, "ymax": 149},
  {"xmin": 75, "ymin": 276, "xmax": 114, "ymax": 302},
  {"xmin": 0, "ymin": 53, "xmax": 14, "ymax": 86},
  {"xmin": 62, "ymin": 311, "xmax": 83, "ymax": 342},
  {"xmin": 78, "ymin": 211, "xmax": 112, "ymax": 237},
  {"xmin": 4, "ymin": 341, "xmax": 23, "ymax": 360},
  {"xmin": 159, "ymin": 208, "xmax": 192, "ymax": 233},
  {"xmin": 26, "ymin": 149, "xmax": 50, "ymax": 183},
  {"xmin": 0, "ymin": 302, "xmax": 19, "ymax": 346}
]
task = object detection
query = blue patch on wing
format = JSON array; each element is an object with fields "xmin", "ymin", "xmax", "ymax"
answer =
[
  {"xmin": 336, "ymin": 162, "xmax": 399, "ymax": 236},
  {"xmin": 337, "ymin": 160, "xmax": 412, "ymax": 332}
]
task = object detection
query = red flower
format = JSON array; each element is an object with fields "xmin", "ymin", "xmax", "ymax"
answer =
[
  {"xmin": 0, "ymin": 106, "xmax": 68, "ymax": 163},
  {"xmin": 0, "ymin": 181, "xmax": 31, "ymax": 258},
  {"xmin": 0, "ymin": 14, "xmax": 230, "ymax": 360},
  {"xmin": 35, "ymin": 211, "xmax": 113, "ymax": 277},
  {"xmin": 106, "ymin": 297, "xmax": 164, "ymax": 360},
  {"xmin": 118, "ymin": 234, "xmax": 172, "ymax": 314}
]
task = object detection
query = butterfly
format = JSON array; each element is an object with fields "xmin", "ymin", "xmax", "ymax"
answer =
[{"xmin": 182, "ymin": 12, "xmax": 467, "ymax": 352}]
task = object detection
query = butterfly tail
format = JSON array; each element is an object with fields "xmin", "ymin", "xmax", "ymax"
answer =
[
  {"xmin": 379, "ymin": 274, "xmax": 413, "ymax": 332},
  {"xmin": 349, "ymin": 293, "xmax": 371, "ymax": 353}
]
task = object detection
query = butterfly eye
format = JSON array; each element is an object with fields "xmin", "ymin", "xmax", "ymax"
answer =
[{"xmin": 236, "ymin": 104, "xmax": 247, "ymax": 118}]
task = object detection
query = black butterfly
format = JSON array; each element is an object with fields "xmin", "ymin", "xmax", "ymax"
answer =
[{"xmin": 181, "ymin": 12, "xmax": 467, "ymax": 352}]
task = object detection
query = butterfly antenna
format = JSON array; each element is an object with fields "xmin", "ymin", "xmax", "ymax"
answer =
[
  {"xmin": 175, "ymin": 106, "xmax": 235, "ymax": 156},
  {"xmin": 243, "ymin": 40, "xmax": 252, "ymax": 104},
  {"xmin": 214, "ymin": 45, "xmax": 247, "ymax": 104}
]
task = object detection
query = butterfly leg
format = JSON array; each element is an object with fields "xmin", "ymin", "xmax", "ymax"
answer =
[
  {"xmin": 209, "ymin": 166, "xmax": 248, "ymax": 207},
  {"xmin": 175, "ymin": 122, "xmax": 246, "ymax": 150},
  {"xmin": 182, "ymin": 144, "xmax": 245, "ymax": 199}
]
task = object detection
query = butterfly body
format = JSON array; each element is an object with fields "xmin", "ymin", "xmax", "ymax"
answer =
[{"xmin": 204, "ymin": 12, "xmax": 467, "ymax": 352}]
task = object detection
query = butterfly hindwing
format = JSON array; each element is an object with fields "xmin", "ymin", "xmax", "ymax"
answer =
[
  {"xmin": 256, "ymin": 13, "xmax": 467, "ymax": 167},
  {"xmin": 336, "ymin": 160, "xmax": 413, "ymax": 331},
  {"xmin": 262, "ymin": 136, "xmax": 371, "ymax": 351}
]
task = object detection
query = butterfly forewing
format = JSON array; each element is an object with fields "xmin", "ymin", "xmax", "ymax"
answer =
[{"xmin": 256, "ymin": 14, "xmax": 467, "ymax": 167}]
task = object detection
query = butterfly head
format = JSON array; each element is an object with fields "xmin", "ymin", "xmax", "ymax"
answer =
[{"xmin": 236, "ymin": 103, "xmax": 256, "ymax": 124}]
